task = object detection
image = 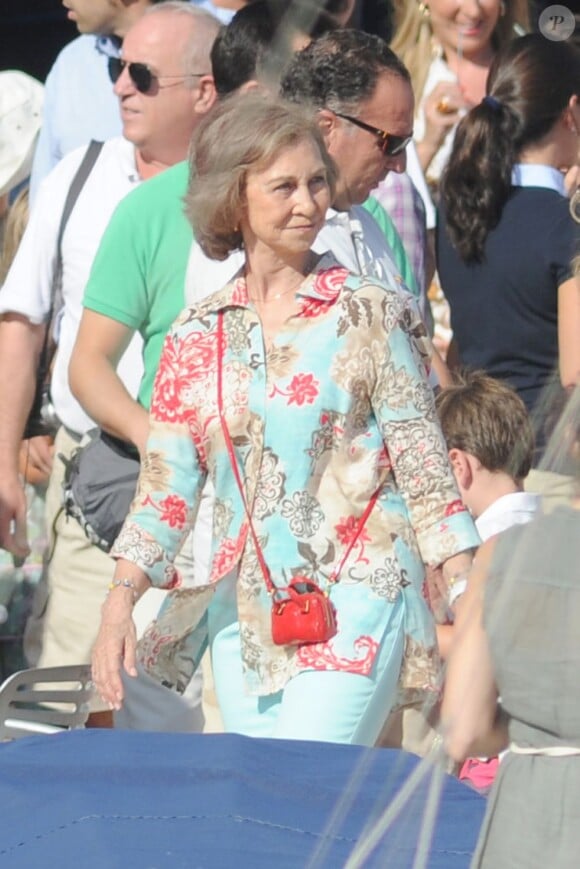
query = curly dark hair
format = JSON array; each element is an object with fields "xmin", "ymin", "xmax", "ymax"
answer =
[
  {"xmin": 280, "ymin": 28, "xmax": 409, "ymax": 115},
  {"xmin": 440, "ymin": 34, "xmax": 580, "ymax": 264}
]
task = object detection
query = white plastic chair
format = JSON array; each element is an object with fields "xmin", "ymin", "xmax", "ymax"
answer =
[{"xmin": 0, "ymin": 665, "xmax": 93, "ymax": 741}]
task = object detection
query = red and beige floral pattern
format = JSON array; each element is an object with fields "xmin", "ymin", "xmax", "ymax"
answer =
[{"xmin": 114, "ymin": 255, "xmax": 479, "ymax": 699}]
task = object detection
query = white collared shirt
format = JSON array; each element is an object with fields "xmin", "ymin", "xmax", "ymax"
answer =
[
  {"xmin": 475, "ymin": 491, "xmax": 540, "ymax": 543},
  {"xmin": 511, "ymin": 163, "xmax": 567, "ymax": 196}
]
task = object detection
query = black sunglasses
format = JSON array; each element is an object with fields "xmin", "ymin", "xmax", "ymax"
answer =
[
  {"xmin": 334, "ymin": 112, "xmax": 413, "ymax": 157},
  {"xmin": 108, "ymin": 57, "xmax": 207, "ymax": 94}
]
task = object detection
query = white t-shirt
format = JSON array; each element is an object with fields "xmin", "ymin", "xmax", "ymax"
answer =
[{"xmin": 0, "ymin": 136, "xmax": 144, "ymax": 435}]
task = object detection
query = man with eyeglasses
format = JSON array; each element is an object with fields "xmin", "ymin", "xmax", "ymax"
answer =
[{"xmin": 0, "ymin": 3, "xmax": 220, "ymax": 727}]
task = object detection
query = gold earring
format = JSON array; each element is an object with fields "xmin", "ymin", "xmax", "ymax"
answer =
[{"xmin": 418, "ymin": 2, "xmax": 430, "ymax": 20}]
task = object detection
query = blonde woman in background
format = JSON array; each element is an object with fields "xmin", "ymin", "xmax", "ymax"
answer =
[
  {"xmin": 391, "ymin": 0, "xmax": 529, "ymax": 191},
  {"xmin": 388, "ymin": 0, "xmax": 529, "ymax": 360}
]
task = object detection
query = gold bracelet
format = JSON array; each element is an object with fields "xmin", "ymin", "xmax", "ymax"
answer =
[
  {"xmin": 107, "ymin": 578, "xmax": 139, "ymax": 604},
  {"xmin": 446, "ymin": 571, "xmax": 469, "ymax": 608}
]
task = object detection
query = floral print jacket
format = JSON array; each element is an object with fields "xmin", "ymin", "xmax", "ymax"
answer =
[{"xmin": 113, "ymin": 255, "xmax": 479, "ymax": 699}]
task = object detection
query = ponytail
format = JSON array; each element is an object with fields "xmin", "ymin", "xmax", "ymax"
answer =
[
  {"xmin": 440, "ymin": 34, "xmax": 580, "ymax": 264},
  {"xmin": 441, "ymin": 97, "xmax": 521, "ymax": 263}
]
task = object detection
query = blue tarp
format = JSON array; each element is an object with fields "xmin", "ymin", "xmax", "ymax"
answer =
[{"xmin": 0, "ymin": 730, "xmax": 484, "ymax": 868}]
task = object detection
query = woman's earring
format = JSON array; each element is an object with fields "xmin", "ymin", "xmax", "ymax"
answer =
[{"xmin": 418, "ymin": 2, "xmax": 430, "ymax": 20}]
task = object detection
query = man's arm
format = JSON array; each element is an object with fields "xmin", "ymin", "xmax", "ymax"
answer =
[
  {"xmin": 69, "ymin": 310, "xmax": 149, "ymax": 456},
  {"xmin": 0, "ymin": 314, "xmax": 45, "ymax": 554}
]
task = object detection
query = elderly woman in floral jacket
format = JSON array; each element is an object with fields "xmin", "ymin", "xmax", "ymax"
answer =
[{"xmin": 92, "ymin": 93, "xmax": 478, "ymax": 744}]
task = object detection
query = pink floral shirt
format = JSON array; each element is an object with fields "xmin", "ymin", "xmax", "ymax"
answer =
[{"xmin": 113, "ymin": 256, "xmax": 479, "ymax": 699}]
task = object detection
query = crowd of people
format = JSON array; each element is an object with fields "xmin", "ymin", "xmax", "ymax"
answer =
[{"xmin": 0, "ymin": 1, "xmax": 579, "ymax": 865}]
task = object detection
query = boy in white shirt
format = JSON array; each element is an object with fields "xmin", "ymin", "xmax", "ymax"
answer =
[
  {"xmin": 432, "ymin": 370, "xmax": 538, "ymax": 650},
  {"xmin": 435, "ymin": 369, "xmax": 538, "ymax": 790}
]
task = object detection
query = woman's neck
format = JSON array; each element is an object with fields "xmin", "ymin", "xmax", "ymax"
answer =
[
  {"xmin": 518, "ymin": 141, "xmax": 566, "ymax": 169},
  {"xmin": 445, "ymin": 47, "xmax": 494, "ymax": 105},
  {"xmin": 445, "ymin": 41, "xmax": 495, "ymax": 72},
  {"xmin": 212, "ymin": 0, "xmax": 246, "ymax": 9},
  {"xmin": 243, "ymin": 243, "xmax": 313, "ymax": 303}
]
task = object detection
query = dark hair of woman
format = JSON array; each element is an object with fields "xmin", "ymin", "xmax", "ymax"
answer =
[{"xmin": 440, "ymin": 34, "xmax": 580, "ymax": 263}]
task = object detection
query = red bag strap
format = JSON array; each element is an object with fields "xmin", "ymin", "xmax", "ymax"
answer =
[{"xmin": 216, "ymin": 311, "xmax": 379, "ymax": 595}]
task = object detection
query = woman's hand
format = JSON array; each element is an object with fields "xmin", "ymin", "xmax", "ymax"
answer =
[
  {"xmin": 418, "ymin": 82, "xmax": 469, "ymax": 172},
  {"xmin": 91, "ymin": 586, "xmax": 138, "ymax": 711},
  {"xmin": 441, "ymin": 551, "xmax": 473, "ymax": 583},
  {"xmin": 435, "ymin": 550, "xmax": 474, "ymax": 616}
]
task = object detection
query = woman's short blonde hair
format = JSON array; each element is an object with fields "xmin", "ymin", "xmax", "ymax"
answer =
[{"xmin": 184, "ymin": 91, "xmax": 338, "ymax": 260}]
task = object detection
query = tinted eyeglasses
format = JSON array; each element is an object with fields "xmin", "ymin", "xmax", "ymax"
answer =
[
  {"xmin": 334, "ymin": 112, "xmax": 413, "ymax": 157},
  {"xmin": 108, "ymin": 57, "xmax": 207, "ymax": 94}
]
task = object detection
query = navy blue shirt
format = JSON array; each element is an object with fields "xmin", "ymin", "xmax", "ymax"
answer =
[{"xmin": 437, "ymin": 185, "xmax": 578, "ymax": 419}]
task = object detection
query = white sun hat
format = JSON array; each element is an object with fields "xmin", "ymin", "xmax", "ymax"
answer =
[{"xmin": 0, "ymin": 70, "xmax": 44, "ymax": 198}]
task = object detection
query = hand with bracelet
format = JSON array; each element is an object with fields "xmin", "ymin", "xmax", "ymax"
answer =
[
  {"xmin": 91, "ymin": 563, "xmax": 151, "ymax": 710},
  {"xmin": 440, "ymin": 551, "xmax": 474, "ymax": 617}
]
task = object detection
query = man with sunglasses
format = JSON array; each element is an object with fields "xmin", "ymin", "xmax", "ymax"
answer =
[
  {"xmin": 279, "ymin": 30, "xmax": 421, "ymax": 303},
  {"xmin": 0, "ymin": 3, "xmax": 220, "ymax": 727},
  {"xmin": 29, "ymin": 0, "xmax": 172, "ymax": 201}
]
